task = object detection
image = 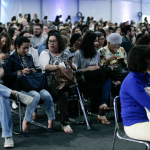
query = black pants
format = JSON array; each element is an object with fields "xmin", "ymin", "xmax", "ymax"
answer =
[{"xmin": 49, "ymin": 83, "xmax": 69, "ymax": 126}]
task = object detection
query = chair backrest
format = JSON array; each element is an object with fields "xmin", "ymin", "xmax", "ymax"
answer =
[{"xmin": 113, "ymin": 96, "xmax": 120, "ymax": 124}]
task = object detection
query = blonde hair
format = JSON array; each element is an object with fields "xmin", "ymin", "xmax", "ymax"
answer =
[
  {"xmin": 34, "ymin": 13, "xmax": 38, "ymax": 19},
  {"xmin": 61, "ymin": 35, "xmax": 69, "ymax": 45}
]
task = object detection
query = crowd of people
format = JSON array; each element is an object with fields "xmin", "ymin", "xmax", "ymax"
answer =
[{"xmin": 0, "ymin": 13, "xmax": 150, "ymax": 148}]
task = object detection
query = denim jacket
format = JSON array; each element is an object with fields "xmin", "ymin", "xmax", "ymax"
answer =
[{"xmin": 3, "ymin": 50, "xmax": 35, "ymax": 90}]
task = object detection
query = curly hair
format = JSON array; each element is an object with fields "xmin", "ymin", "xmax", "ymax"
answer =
[
  {"xmin": 46, "ymin": 32, "xmax": 65, "ymax": 53},
  {"xmin": 0, "ymin": 32, "xmax": 11, "ymax": 53}
]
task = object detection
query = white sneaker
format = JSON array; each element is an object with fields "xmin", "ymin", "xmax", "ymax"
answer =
[
  {"xmin": 4, "ymin": 137, "xmax": 14, "ymax": 148},
  {"xmin": 12, "ymin": 101, "xmax": 18, "ymax": 109},
  {"xmin": 16, "ymin": 92, "xmax": 33, "ymax": 105}
]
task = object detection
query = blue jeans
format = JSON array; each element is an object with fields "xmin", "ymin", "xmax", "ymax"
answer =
[
  {"xmin": 0, "ymin": 84, "xmax": 12, "ymax": 138},
  {"xmin": 22, "ymin": 89, "xmax": 55, "ymax": 122}
]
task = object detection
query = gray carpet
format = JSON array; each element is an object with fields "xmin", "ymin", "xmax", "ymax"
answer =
[{"xmin": 0, "ymin": 109, "xmax": 147, "ymax": 150}]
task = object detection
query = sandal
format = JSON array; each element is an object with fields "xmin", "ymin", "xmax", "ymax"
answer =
[
  {"xmin": 99, "ymin": 106, "xmax": 110, "ymax": 115},
  {"xmin": 33, "ymin": 112, "xmax": 37, "ymax": 120},
  {"xmin": 47, "ymin": 120, "xmax": 54, "ymax": 133},
  {"xmin": 114, "ymin": 81, "xmax": 121, "ymax": 86},
  {"xmin": 61, "ymin": 125, "xmax": 73, "ymax": 133},
  {"xmin": 97, "ymin": 115, "xmax": 111, "ymax": 125}
]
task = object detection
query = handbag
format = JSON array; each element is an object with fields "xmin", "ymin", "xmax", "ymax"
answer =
[
  {"xmin": 55, "ymin": 67, "xmax": 76, "ymax": 85},
  {"xmin": 84, "ymin": 66, "xmax": 111, "ymax": 84},
  {"xmin": 17, "ymin": 73, "xmax": 46, "ymax": 92},
  {"xmin": 111, "ymin": 66, "xmax": 129, "ymax": 81}
]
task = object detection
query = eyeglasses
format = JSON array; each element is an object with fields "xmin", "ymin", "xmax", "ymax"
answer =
[
  {"xmin": 99, "ymin": 38, "xmax": 105, "ymax": 41},
  {"xmin": 48, "ymin": 40, "xmax": 58, "ymax": 44},
  {"xmin": 34, "ymin": 28, "xmax": 41, "ymax": 30}
]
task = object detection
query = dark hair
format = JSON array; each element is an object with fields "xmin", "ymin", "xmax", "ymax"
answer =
[
  {"xmin": 16, "ymin": 23, "xmax": 23, "ymax": 31},
  {"xmin": 94, "ymin": 23, "xmax": 99, "ymax": 32},
  {"xmin": 113, "ymin": 27, "xmax": 120, "ymax": 33},
  {"xmin": 72, "ymin": 27, "xmax": 80, "ymax": 34},
  {"xmin": 136, "ymin": 35, "xmax": 150, "ymax": 45},
  {"xmin": 19, "ymin": 14, "xmax": 22, "ymax": 17},
  {"xmin": 135, "ymin": 33, "xmax": 143, "ymax": 43},
  {"xmin": 48, "ymin": 30, "xmax": 60, "ymax": 37},
  {"xmin": 82, "ymin": 27, "xmax": 89, "ymax": 34},
  {"xmin": 142, "ymin": 29, "xmax": 148, "ymax": 35},
  {"xmin": 99, "ymin": 28, "xmax": 107, "ymax": 46},
  {"xmin": 0, "ymin": 32, "xmax": 11, "ymax": 53},
  {"xmin": 14, "ymin": 36, "xmax": 30, "ymax": 50},
  {"xmin": 0, "ymin": 27, "xmax": 3, "ymax": 33},
  {"xmin": 34, "ymin": 23, "xmax": 43, "ymax": 29},
  {"xmin": 66, "ymin": 15, "xmax": 71, "ymax": 22},
  {"xmin": 80, "ymin": 31, "xmax": 97, "ymax": 58},
  {"xmin": 45, "ymin": 32, "xmax": 65, "ymax": 53},
  {"xmin": 11, "ymin": 16, "xmax": 16, "ymax": 22},
  {"xmin": 8, "ymin": 27, "xmax": 17, "ymax": 41},
  {"xmin": 74, "ymin": 21, "xmax": 78, "ymax": 26},
  {"xmin": 27, "ymin": 14, "xmax": 31, "ymax": 23},
  {"xmin": 128, "ymin": 45, "xmax": 150, "ymax": 72},
  {"xmin": 121, "ymin": 25, "xmax": 132, "ymax": 35},
  {"xmin": 108, "ymin": 27, "xmax": 113, "ymax": 31},
  {"xmin": 44, "ymin": 16, "xmax": 48, "ymax": 20},
  {"xmin": 95, "ymin": 31, "xmax": 104, "ymax": 39},
  {"xmin": 18, "ymin": 31, "xmax": 29, "ymax": 37}
]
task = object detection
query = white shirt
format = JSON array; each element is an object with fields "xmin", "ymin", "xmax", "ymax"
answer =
[{"xmin": 29, "ymin": 47, "xmax": 40, "ymax": 67}]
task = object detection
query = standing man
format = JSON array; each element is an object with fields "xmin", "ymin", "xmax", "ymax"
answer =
[
  {"xmin": 17, "ymin": 14, "xmax": 23, "ymax": 24},
  {"xmin": 121, "ymin": 25, "xmax": 135, "ymax": 54},
  {"xmin": 31, "ymin": 23, "xmax": 47, "ymax": 49}
]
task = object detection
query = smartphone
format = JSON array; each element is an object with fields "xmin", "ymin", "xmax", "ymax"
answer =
[
  {"xmin": 117, "ymin": 58, "xmax": 124, "ymax": 63},
  {"xmin": 67, "ymin": 53, "xmax": 75, "ymax": 61},
  {"xmin": 30, "ymin": 68, "xmax": 34, "ymax": 73}
]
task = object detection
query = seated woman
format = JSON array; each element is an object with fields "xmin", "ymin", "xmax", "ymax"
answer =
[
  {"xmin": 4, "ymin": 37, "xmax": 55, "ymax": 136},
  {"xmin": 95, "ymin": 32, "xmax": 105, "ymax": 50},
  {"xmin": 39, "ymin": 32, "xmax": 76, "ymax": 133},
  {"xmin": 74, "ymin": 31, "xmax": 111, "ymax": 125},
  {"xmin": 69, "ymin": 33, "xmax": 82, "ymax": 53},
  {"xmin": 99, "ymin": 33, "xmax": 127, "ymax": 86},
  {"xmin": 99, "ymin": 33, "xmax": 127, "ymax": 67},
  {"xmin": 120, "ymin": 45, "xmax": 150, "ymax": 141}
]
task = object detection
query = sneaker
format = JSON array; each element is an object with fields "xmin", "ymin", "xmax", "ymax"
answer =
[
  {"xmin": 16, "ymin": 92, "xmax": 33, "ymax": 105},
  {"xmin": 12, "ymin": 100, "xmax": 18, "ymax": 109},
  {"xmin": 4, "ymin": 137, "xmax": 14, "ymax": 148}
]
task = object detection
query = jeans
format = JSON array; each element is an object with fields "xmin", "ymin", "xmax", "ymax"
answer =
[
  {"xmin": 0, "ymin": 84, "xmax": 12, "ymax": 138},
  {"xmin": 22, "ymin": 89, "xmax": 55, "ymax": 122}
]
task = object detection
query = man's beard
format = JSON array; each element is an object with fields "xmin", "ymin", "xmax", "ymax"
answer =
[{"xmin": 34, "ymin": 32, "xmax": 42, "ymax": 37}]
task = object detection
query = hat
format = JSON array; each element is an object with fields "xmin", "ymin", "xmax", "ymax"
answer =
[{"xmin": 70, "ymin": 33, "xmax": 81, "ymax": 46}]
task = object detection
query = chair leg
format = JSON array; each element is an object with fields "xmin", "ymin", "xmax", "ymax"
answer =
[
  {"xmin": 111, "ymin": 127, "xmax": 117, "ymax": 150},
  {"xmin": 77, "ymin": 87, "xmax": 91, "ymax": 130}
]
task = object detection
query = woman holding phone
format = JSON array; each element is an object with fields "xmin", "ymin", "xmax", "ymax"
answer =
[
  {"xmin": 40, "ymin": 32, "xmax": 76, "ymax": 133},
  {"xmin": 99, "ymin": 33, "xmax": 127, "ymax": 86}
]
